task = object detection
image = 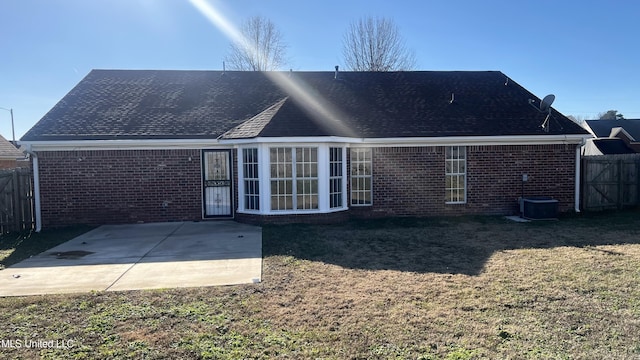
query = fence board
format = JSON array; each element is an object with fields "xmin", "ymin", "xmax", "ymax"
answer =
[
  {"xmin": 0, "ymin": 168, "xmax": 34, "ymax": 234},
  {"xmin": 582, "ymin": 154, "xmax": 640, "ymax": 211}
]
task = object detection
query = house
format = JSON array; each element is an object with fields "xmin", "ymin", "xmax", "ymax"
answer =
[
  {"xmin": 0, "ymin": 134, "xmax": 27, "ymax": 169},
  {"xmin": 583, "ymin": 119, "xmax": 640, "ymax": 155},
  {"xmin": 20, "ymin": 69, "xmax": 591, "ymax": 228}
]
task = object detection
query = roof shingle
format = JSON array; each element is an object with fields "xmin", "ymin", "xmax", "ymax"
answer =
[{"xmin": 21, "ymin": 70, "xmax": 589, "ymax": 141}]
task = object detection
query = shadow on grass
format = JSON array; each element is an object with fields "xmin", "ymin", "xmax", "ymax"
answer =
[
  {"xmin": 263, "ymin": 209, "xmax": 640, "ymax": 276},
  {"xmin": 0, "ymin": 226, "xmax": 95, "ymax": 269}
]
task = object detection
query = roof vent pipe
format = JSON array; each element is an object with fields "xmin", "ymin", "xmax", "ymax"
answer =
[{"xmin": 334, "ymin": 65, "xmax": 339, "ymax": 80}]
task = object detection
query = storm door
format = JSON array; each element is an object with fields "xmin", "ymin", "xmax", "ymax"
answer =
[{"xmin": 202, "ymin": 150, "xmax": 233, "ymax": 217}]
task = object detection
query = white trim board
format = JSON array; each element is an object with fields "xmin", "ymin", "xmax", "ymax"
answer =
[{"xmin": 21, "ymin": 134, "xmax": 592, "ymax": 151}]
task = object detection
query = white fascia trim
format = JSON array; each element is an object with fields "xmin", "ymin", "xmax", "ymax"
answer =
[
  {"xmin": 218, "ymin": 136, "xmax": 354, "ymax": 145},
  {"xmin": 354, "ymin": 134, "xmax": 593, "ymax": 146},
  {"xmin": 21, "ymin": 134, "xmax": 593, "ymax": 151},
  {"xmin": 19, "ymin": 139, "xmax": 222, "ymax": 151},
  {"xmin": 222, "ymin": 134, "xmax": 592, "ymax": 146}
]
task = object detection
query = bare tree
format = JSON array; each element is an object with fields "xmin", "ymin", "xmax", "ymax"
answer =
[
  {"xmin": 225, "ymin": 16, "xmax": 288, "ymax": 71},
  {"xmin": 342, "ymin": 17, "xmax": 416, "ymax": 72}
]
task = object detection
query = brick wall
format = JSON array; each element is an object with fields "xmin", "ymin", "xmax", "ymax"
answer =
[
  {"xmin": 350, "ymin": 144, "xmax": 577, "ymax": 218},
  {"xmin": 465, "ymin": 144, "xmax": 576, "ymax": 215},
  {"xmin": 38, "ymin": 149, "xmax": 203, "ymax": 226},
  {"xmin": 37, "ymin": 144, "xmax": 578, "ymax": 227}
]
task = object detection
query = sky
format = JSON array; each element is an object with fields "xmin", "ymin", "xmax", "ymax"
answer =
[{"xmin": 1, "ymin": 0, "xmax": 639, "ymax": 141}]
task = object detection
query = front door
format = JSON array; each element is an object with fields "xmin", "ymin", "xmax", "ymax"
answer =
[{"xmin": 203, "ymin": 150, "xmax": 233, "ymax": 217}]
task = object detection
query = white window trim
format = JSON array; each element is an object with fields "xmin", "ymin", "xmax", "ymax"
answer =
[
  {"xmin": 350, "ymin": 147, "xmax": 373, "ymax": 207},
  {"xmin": 329, "ymin": 147, "xmax": 345, "ymax": 209},
  {"xmin": 240, "ymin": 148, "xmax": 260, "ymax": 212},
  {"xmin": 236, "ymin": 143, "xmax": 348, "ymax": 215},
  {"xmin": 268, "ymin": 147, "xmax": 319, "ymax": 212},
  {"xmin": 269, "ymin": 147, "xmax": 297, "ymax": 211},
  {"xmin": 445, "ymin": 146, "xmax": 467, "ymax": 204}
]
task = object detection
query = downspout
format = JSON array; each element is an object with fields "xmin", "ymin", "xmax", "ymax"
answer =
[
  {"xmin": 574, "ymin": 140, "xmax": 585, "ymax": 213},
  {"xmin": 22, "ymin": 147, "xmax": 42, "ymax": 232}
]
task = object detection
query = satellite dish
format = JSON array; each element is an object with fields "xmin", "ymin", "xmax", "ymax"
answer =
[{"xmin": 539, "ymin": 94, "xmax": 555, "ymax": 113}]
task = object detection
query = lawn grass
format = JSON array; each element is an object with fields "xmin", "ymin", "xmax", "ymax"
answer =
[
  {"xmin": 1, "ymin": 211, "xmax": 640, "ymax": 359},
  {"xmin": 0, "ymin": 225, "xmax": 95, "ymax": 269}
]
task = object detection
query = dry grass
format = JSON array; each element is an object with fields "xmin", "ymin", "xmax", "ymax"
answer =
[{"xmin": 1, "ymin": 211, "xmax": 640, "ymax": 359}]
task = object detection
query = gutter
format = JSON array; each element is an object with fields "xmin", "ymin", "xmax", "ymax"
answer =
[
  {"xmin": 23, "ymin": 134, "xmax": 593, "ymax": 150},
  {"xmin": 21, "ymin": 146, "xmax": 42, "ymax": 232},
  {"xmin": 224, "ymin": 134, "xmax": 592, "ymax": 146},
  {"xmin": 574, "ymin": 138, "xmax": 586, "ymax": 213}
]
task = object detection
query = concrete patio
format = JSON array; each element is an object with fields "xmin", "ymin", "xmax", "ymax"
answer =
[{"xmin": 0, "ymin": 221, "xmax": 262, "ymax": 296}]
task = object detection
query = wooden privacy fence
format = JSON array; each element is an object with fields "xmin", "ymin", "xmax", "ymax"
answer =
[
  {"xmin": 582, "ymin": 154, "xmax": 640, "ymax": 211},
  {"xmin": 0, "ymin": 168, "xmax": 34, "ymax": 234}
]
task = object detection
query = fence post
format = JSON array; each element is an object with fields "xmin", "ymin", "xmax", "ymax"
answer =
[
  {"xmin": 637, "ymin": 159, "xmax": 640, "ymax": 206},
  {"xmin": 581, "ymin": 157, "xmax": 587, "ymax": 211},
  {"xmin": 12, "ymin": 170, "xmax": 20, "ymax": 231}
]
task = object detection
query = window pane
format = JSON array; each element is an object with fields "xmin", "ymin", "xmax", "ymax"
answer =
[
  {"xmin": 363, "ymin": 177, "xmax": 371, "ymax": 190},
  {"xmin": 363, "ymin": 190, "xmax": 372, "ymax": 204}
]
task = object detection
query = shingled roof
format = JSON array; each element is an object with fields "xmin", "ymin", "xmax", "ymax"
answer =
[
  {"xmin": 0, "ymin": 135, "xmax": 24, "ymax": 159},
  {"xmin": 585, "ymin": 119, "xmax": 640, "ymax": 140},
  {"xmin": 21, "ymin": 69, "xmax": 589, "ymax": 141}
]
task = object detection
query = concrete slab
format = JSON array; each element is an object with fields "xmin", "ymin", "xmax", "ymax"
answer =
[
  {"xmin": 108, "ymin": 258, "xmax": 262, "ymax": 291},
  {"xmin": 0, "ymin": 221, "xmax": 262, "ymax": 296},
  {"xmin": 149, "ymin": 233, "xmax": 262, "ymax": 259},
  {"xmin": 2, "ymin": 262, "xmax": 133, "ymax": 296}
]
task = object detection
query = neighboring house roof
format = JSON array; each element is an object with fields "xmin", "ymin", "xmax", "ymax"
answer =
[
  {"xmin": 0, "ymin": 135, "xmax": 24, "ymax": 159},
  {"xmin": 585, "ymin": 119, "xmax": 640, "ymax": 139},
  {"xmin": 21, "ymin": 69, "xmax": 589, "ymax": 141},
  {"xmin": 582, "ymin": 138, "xmax": 635, "ymax": 156}
]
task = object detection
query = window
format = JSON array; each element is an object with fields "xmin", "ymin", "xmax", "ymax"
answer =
[
  {"xmin": 295, "ymin": 147, "xmax": 318, "ymax": 210},
  {"xmin": 242, "ymin": 148, "xmax": 259, "ymax": 210},
  {"xmin": 270, "ymin": 147, "xmax": 318, "ymax": 211},
  {"xmin": 329, "ymin": 147, "xmax": 343, "ymax": 208},
  {"xmin": 445, "ymin": 146, "xmax": 466, "ymax": 203},
  {"xmin": 350, "ymin": 148, "xmax": 372, "ymax": 205},
  {"xmin": 270, "ymin": 148, "xmax": 293, "ymax": 210}
]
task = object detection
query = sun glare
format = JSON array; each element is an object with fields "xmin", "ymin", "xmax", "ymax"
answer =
[{"xmin": 187, "ymin": 0, "xmax": 356, "ymax": 137}]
